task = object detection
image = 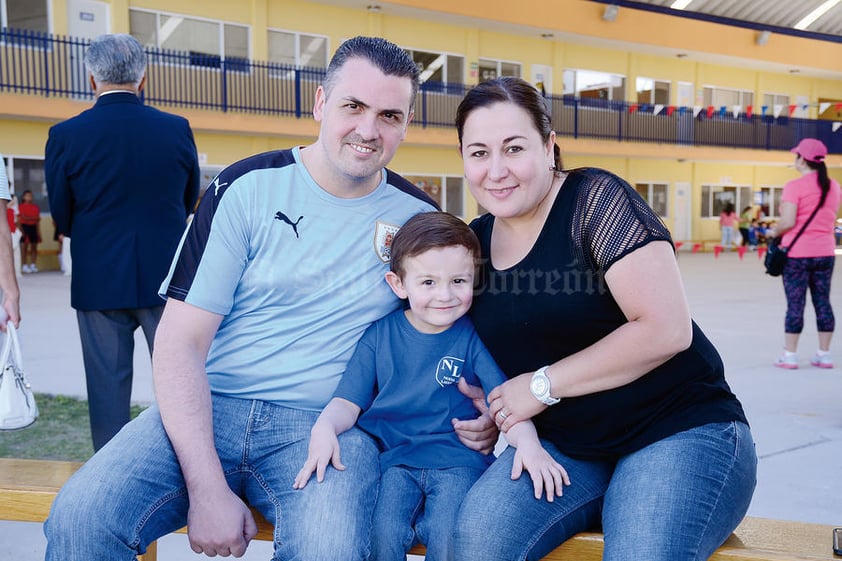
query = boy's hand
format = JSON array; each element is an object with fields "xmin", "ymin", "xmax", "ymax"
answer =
[
  {"xmin": 510, "ymin": 439, "xmax": 570, "ymax": 502},
  {"xmin": 292, "ymin": 422, "xmax": 345, "ymax": 489}
]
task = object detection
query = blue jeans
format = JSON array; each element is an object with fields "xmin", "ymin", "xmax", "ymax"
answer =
[
  {"xmin": 44, "ymin": 395, "xmax": 381, "ymax": 561},
  {"xmin": 455, "ymin": 421, "xmax": 756, "ymax": 561},
  {"xmin": 370, "ymin": 465, "xmax": 484, "ymax": 561},
  {"xmin": 721, "ymin": 226, "xmax": 735, "ymax": 249}
]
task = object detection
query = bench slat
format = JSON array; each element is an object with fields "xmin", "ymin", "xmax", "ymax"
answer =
[{"xmin": 2, "ymin": 458, "xmax": 838, "ymax": 561}]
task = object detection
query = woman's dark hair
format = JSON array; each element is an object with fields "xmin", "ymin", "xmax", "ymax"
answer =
[
  {"xmin": 390, "ymin": 212, "xmax": 480, "ymax": 279},
  {"xmin": 723, "ymin": 202, "xmax": 735, "ymax": 214},
  {"xmin": 804, "ymin": 159, "xmax": 831, "ymax": 205},
  {"xmin": 455, "ymin": 77, "xmax": 562, "ymax": 170}
]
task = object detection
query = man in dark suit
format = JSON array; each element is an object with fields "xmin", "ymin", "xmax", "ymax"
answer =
[{"xmin": 45, "ymin": 33, "xmax": 200, "ymax": 451}]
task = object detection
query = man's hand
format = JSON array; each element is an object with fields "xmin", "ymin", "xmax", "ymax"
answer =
[
  {"xmin": 186, "ymin": 487, "xmax": 258, "ymax": 558},
  {"xmin": 452, "ymin": 377, "xmax": 499, "ymax": 455}
]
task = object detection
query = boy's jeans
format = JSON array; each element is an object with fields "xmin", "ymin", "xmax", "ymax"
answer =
[
  {"xmin": 44, "ymin": 395, "xmax": 380, "ymax": 561},
  {"xmin": 371, "ymin": 464, "xmax": 485, "ymax": 561}
]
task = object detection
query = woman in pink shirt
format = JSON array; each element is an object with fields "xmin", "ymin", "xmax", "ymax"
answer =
[
  {"xmin": 770, "ymin": 138, "xmax": 841, "ymax": 369},
  {"xmin": 719, "ymin": 202, "xmax": 738, "ymax": 250}
]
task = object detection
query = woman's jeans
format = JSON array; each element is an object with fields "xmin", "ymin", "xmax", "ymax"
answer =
[
  {"xmin": 455, "ymin": 421, "xmax": 757, "ymax": 561},
  {"xmin": 44, "ymin": 395, "xmax": 380, "ymax": 561},
  {"xmin": 370, "ymin": 465, "xmax": 484, "ymax": 561},
  {"xmin": 782, "ymin": 256, "xmax": 836, "ymax": 334}
]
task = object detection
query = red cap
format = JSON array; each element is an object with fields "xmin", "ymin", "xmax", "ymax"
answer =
[{"xmin": 790, "ymin": 138, "xmax": 827, "ymax": 163}]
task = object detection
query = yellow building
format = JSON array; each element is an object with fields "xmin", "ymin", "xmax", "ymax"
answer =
[{"xmin": 1, "ymin": 0, "xmax": 841, "ymax": 268}]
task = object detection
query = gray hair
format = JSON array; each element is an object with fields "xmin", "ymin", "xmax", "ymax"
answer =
[
  {"xmin": 84, "ymin": 34, "xmax": 147, "ymax": 86},
  {"xmin": 323, "ymin": 36, "xmax": 419, "ymax": 110}
]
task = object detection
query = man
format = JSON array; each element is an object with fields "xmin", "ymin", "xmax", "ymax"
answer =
[
  {"xmin": 0, "ymin": 156, "xmax": 20, "ymax": 329},
  {"xmin": 45, "ymin": 36, "xmax": 495, "ymax": 560},
  {"xmin": 45, "ymin": 34, "xmax": 200, "ymax": 451}
]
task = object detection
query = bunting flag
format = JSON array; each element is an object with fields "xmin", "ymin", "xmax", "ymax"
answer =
[
  {"xmin": 834, "ymin": 122, "xmax": 842, "ymax": 133},
  {"xmin": 626, "ymin": 101, "xmax": 842, "ymax": 119}
]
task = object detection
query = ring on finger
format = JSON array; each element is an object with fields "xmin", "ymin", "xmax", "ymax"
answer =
[{"xmin": 497, "ymin": 410, "xmax": 508, "ymax": 421}]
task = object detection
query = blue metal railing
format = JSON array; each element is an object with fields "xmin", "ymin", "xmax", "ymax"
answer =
[{"xmin": 1, "ymin": 28, "xmax": 838, "ymax": 154}]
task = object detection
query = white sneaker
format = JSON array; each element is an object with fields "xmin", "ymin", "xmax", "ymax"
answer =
[
  {"xmin": 774, "ymin": 351, "xmax": 798, "ymax": 370},
  {"xmin": 22, "ymin": 264, "xmax": 31, "ymax": 273},
  {"xmin": 30, "ymin": 265, "xmax": 38, "ymax": 273},
  {"xmin": 810, "ymin": 352, "xmax": 833, "ymax": 369}
]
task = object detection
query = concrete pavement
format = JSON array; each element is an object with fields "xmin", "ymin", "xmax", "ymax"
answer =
[{"xmin": 2, "ymin": 250, "xmax": 841, "ymax": 560}]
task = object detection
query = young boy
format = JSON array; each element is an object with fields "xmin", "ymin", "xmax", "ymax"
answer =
[{"xmin": 294, "ymin": 211, "xmax": 569, "ymax": 561}]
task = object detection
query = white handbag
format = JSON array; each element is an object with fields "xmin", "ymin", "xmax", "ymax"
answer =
[{"xmin": 0, "ymin": 322, "xmax": 38, "ymax": 430}]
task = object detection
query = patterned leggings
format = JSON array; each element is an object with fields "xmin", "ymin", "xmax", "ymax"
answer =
[{"xmin": 782, "ymin": 256, "xmax": 836, "ymax": 333}]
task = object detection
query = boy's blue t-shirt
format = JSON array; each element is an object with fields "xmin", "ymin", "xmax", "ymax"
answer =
[{"xmin": 334, "ymin": 309, "xmax": 507, "ymax": 471}]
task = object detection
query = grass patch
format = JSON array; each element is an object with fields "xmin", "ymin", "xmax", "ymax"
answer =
[{"xmin": 0, "ymin": 394, "xmax": 146, "ymax": 462}]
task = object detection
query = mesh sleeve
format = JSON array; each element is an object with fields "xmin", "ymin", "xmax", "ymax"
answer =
[{"xmin": 570, "ymin": 168, "xmax": 673, "ymax": 273}]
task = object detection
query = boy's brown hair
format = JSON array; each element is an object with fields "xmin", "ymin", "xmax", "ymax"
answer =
[{"xmin": 389, "ymin": 212, "xmax": 480, "ymax": 278}]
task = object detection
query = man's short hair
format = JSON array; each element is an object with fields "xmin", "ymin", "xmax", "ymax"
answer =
[
  {"xmin": 84, "ymin": 33, "xmax": 147, "ymax": 86},
  {"xmin": 323, "ymin": 36, "xmax": 420, "ymax": 109}
]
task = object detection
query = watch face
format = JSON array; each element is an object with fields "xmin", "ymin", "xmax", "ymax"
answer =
[{"xmin": 531, "ymin": 376, "xmax": 548, "ymax": 396}]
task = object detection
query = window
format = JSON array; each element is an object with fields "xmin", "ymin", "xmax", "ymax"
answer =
[
  {"xmin": 702, "ymin": 86, "xmax": 753, "ymax": 110},
  {"xmin": 757, "ymin": 186, "xmax": 784, "ymax": 218},
  {"xmin": 403, "ymin": 174, "xmax": 464, "ymax": 217},
  {"xmin": 634, "ymin": 182, "xmax": 668, "ymax": 217},
  {"xmin": 405, "ymin": 49, "xmax": 463, "ymax": 85},
  {"xmin": 478, "ymin": 58, "xmax": 521, "ymax": 82},
  {"xmin": 762, "ymin": 93, "xmax": 790, "ymax": 117},
  {"xmin": 636, "ymin": 78, "xmax": 670, "ymax": 105},
  {"xmin": 129, "ymin": 9, "xmax": 249, "ymax": 68},
  {"xmin": 2, "ymin": 0, "xmax": 48, "ymax": 32},
  {"xmin": 267, "ymin": 30, "xmax": 328, "ymax": 69},
  {"xmin": 8, "ymin": 157, "xmax": 47, "ymax": 214},
  {"xmin": 700, "ymin": 185, "xmax": 752, "ymax": 219},
  {"xmin": 563, "ymin": 69, "xmax": 625, "ymax": 101}
]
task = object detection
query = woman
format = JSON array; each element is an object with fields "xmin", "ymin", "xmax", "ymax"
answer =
[
  {"xmin": 453, "ymin": 77, "xmax": 757, "ymax": 561},
  {"xmin": 770, "ymin": 138, "xmax": 841, "ymax": 370},
  {"xmin": 719, "ymin": 201, "xmax": 738, "ymax": 250}
]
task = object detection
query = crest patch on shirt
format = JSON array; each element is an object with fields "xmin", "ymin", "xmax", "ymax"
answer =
[
  {"xmin": 373, "ymin": 221, "xmax": 400, "ymax": 263},
  {"xmin": 435, "ymin": 356, "xmax": 465, "ymax": 387}
]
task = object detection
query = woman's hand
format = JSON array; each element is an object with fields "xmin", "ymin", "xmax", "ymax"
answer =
[{"xmin": 487, "ymin": 373, "xmax": 546, "ymax": 432}]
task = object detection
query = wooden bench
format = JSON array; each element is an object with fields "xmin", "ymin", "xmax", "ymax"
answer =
[{"xmin": 1, "ymin": 457, "xmax": 839, "ymax": 560}]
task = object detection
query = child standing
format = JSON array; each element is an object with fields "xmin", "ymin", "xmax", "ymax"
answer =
[
  {"xmin": 294, "ymin": 211, "xmax": 569, "ymax": 561},
  {"xmin": 17, "ymin": 190, "xmax": 40, "ymax": 273},
  {"xmin": 719, "ymin": 201, "xmax": 738, "ymax": 250}
]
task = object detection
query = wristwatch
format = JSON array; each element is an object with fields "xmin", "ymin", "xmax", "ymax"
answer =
[{"xmin": 530, "ymin": 366, "xmax": 560, "ymax": 406}]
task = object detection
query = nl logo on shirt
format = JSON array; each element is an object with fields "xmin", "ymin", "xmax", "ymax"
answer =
[{"xmin": 435, "ymin": 356, "xmax": 465, "ymax": 387}]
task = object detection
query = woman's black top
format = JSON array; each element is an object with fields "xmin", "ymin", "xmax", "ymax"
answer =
[{"xmin": 469, "ymin": 168, "xmax": 748, "ymax": 460}]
